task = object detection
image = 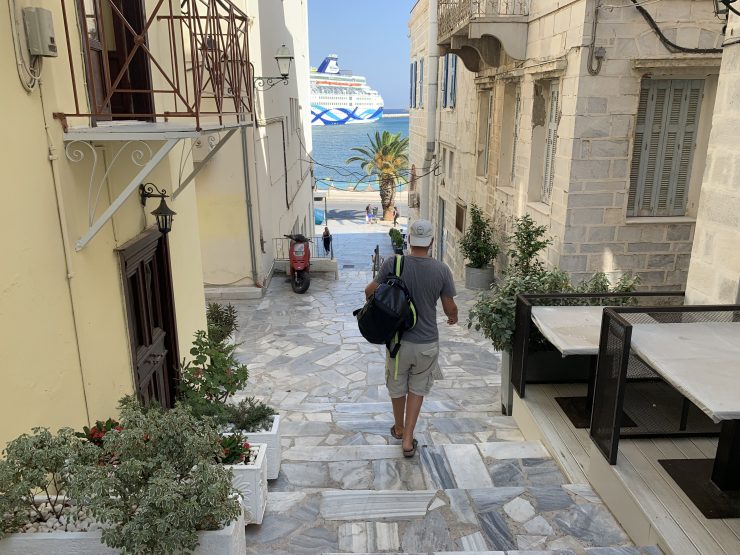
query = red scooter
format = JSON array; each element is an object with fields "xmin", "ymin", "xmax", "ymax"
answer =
[{"xmin": 284, "ymin": 234, "xmax": 311, "ymax": 294}]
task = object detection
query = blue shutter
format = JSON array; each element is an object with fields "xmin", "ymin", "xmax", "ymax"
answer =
[
  {"xmin": 419, "ymin": 58, "xmax": 424, "ymax": 108},
  {"xmin": 442, "ymin": 55, "xmax": 448, "ymax": 108},
  {"xmin": 450, "ymin": 55, "xmax": 457, "ymax": 108}
]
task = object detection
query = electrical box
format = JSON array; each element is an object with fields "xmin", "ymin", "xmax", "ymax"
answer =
[{"xmin": 22, "ymin": 8, "xmax": 58, "ymax": 58}]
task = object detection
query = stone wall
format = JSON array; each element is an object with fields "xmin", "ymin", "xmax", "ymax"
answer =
[{"xmin": 685, "ymin": 13, "xmax": 740, "ymax": 304}]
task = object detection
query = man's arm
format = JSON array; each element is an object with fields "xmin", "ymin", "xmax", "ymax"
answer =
[
  {"xmin": 441, "ymin": 295, "xmax": 458, "ymax": 325},
  {"xmin": 365, "ymin": 281, "xmax": 379, "ymax": 300}
]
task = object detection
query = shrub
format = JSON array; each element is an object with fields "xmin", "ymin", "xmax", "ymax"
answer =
[
  {"xmin": 459, "ymin": 204, "xmax": 500, "ymax": 269},
  {"xmin": 76, "ymin": 417, "xmax": 122, "ymax": 447},
  {"xmin": 218, "ymin": 432, "xmax": 251, "ymax": 465},
  {"xmin": 388, "ymin": 228, "xmax": 403, "ymax": 249},
  {"xmin": 225, "ymin": 397, "xmax": 277, "ymax": 433},
  {"xmin": 0, "ymin": 428, "xmax": 99, "ymax": 538},
  {"xmin": 69, "ymin": 397, "xmax": 240, "ymax": 555},
  {"xmin": 507, "ymin": 214, "xmax": 552, "ymax": 275},
  {"xmin": 206, "ymin": 302, "xmax": 238, "ymax": 344},
  {"xmin": 181, "ymin": 330, "xmax": 249, "ymax": 405}
]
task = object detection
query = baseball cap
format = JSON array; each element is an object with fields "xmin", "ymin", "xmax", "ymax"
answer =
[{"xmin": 408, "ymin": 219, "xmax": 433, "ymax": 247}]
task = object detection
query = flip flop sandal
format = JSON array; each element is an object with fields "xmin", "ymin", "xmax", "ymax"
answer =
[
  {"xmin": 390, "ymin": 425, "xmax": 403, "ymax": 440},
  {"xmin": 403, "ymin": 438, "xmax": 418, "ymax": 458}
]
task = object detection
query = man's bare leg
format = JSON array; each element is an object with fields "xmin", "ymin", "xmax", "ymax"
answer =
[
  {"xmin": 402, "ymin": 392, "xmax": 424, "ymax": 451},
  {"xmin": 391, "ymin": 395, "xmax": 406, "ymax": 438}
]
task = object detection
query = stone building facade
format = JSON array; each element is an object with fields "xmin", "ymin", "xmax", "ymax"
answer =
[
  {"xmin": 409, "ymin": 0, "xmax": 724, "ymax": 289},
  {"xmin": 685, "ymin": 12, "xmax": 740, "ymax": 304}
]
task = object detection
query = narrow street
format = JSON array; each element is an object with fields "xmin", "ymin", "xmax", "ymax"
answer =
[{"xmin": 232, "ymin": 217, "xmax": 654, "ymax": 554}]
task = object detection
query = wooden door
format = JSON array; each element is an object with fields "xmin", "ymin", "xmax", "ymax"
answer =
[{"xmin": 119, "ymin": 230, "xmax": 179, "ymax": 408}]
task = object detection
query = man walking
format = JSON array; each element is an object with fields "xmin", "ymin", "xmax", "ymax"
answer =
[{"xmin": 364, "ymin": 220, "xmax": 458, "ymax": 457}]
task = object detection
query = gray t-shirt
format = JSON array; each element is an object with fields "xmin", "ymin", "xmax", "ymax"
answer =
[{"xmin": 374, "ymin": 255, "xmax": 456, "ymax": 343}]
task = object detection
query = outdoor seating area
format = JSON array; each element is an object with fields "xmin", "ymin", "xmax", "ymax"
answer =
[{"xmin": 508, "ymin": 293, "xmax": 740, "ymax": 554}]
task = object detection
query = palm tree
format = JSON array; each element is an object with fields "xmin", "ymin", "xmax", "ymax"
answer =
[{"xmin": 346, "ymin": 131, "xmax": 409, "ymax": 221}]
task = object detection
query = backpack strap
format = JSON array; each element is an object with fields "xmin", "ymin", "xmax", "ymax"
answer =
[{"xmin": 388, "ymin": 254, "xmax": 405, "ymax": 380}]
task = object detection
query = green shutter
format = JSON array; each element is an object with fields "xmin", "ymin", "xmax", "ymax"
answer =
[
  {"xmin": 511, "ymin": 88, "xmax": 521, "ymax": 179},
  {"xmin": 542, "ymin": 85, "xmax": 559, "ymax": 204},
  {"xmin": 628, "ymin": 79, "xmax": 703, "ymax": 217}
]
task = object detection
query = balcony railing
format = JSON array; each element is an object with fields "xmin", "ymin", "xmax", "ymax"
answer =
[
  {"xmin": 438, "ymin": 0, "xmax": 529, "ymax": 40},
  {"xmin": 56, "ymin": 0, "xmax": 253, "ymax": 131}
]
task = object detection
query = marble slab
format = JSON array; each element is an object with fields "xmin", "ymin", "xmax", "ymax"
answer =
[
  {"xmin": 320, "ymin": 490, "xmax": 437, "ymax": 520},
  {"xmin": 477, "ymin": 441, "xmax": 550, "ymax": 460},
  {"xmin": 283, "ymin": 445, "xmax": 401, "ymax": 461},
  {"xmin": 444, "ymin": 444, "xmax": 494, "ymax": 489},
  {"xmin": 337, "ymin": 522, "xmax": 400, "ymax": 552}
]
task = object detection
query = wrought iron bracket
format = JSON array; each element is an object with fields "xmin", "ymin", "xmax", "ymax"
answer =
[
  {"xmin": 253, "ymin": 76, "xmax": 289, "ymax": 91},
  {"xmin": 172, "ymin": 128, "xmax": 239, "ymax": 200},
  {"xmin": 65, "ymin": 138, "xmax": 180, "ymax": 251}
]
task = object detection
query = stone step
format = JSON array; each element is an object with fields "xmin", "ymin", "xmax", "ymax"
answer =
[
  {"xmin": 274, "ymin": 441, "xmax": 556, "ymax": 492},
  {"xmin": 322, "ymin": 548, "xmax": 662, "ymax": 554},
  {"xmin": 246, "ymin": 485, "xmax": 645, "ymax": 554}
]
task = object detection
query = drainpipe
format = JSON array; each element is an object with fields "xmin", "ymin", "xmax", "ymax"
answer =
[
  {"xmin": 420, "ymin": 0, "xmax": 440, "ymax": 220},
  {"xmin": 240, "ymin": 124, "xmax": 260, "ymax": 285}
]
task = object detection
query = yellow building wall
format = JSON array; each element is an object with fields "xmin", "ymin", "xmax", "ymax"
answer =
[{"xmin": 0, "ymin": 2, "xmax": 207, "ymax": 448}]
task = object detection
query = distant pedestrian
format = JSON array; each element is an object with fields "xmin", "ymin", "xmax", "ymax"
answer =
[
  {"xmin": 322, "ymin": 226, "xmax": 332, "ymax": 256},
  {"xmin": 364, "ymin": 220, "xmax": 458, "ymax": 457},
  {"xmin": 393, "ymin": 207, "xmax": 399, "ymax": 227},
  {"xmin": 365, "ymin": 204, "xmax": 372, "ymax": 224}
]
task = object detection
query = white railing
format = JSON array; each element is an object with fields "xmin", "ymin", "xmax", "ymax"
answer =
[{"xmin": 438, "ymin": 0, "xmax": 529, "ymax": 40}]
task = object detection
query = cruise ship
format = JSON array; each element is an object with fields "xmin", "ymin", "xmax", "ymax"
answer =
[{"xmin": 310, "ymin": 55, "xmax": 384, "ymax": 125}]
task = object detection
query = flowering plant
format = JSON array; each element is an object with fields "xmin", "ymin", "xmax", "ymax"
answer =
[
  {"xmin": 218, "ymin": 432, "xmax": 252, "ymax": 465},
  {"xmin": 76, "ymin": 418, "xmax": 123, "ymax": 447}
]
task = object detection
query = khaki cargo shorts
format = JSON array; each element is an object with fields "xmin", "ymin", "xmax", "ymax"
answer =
[{"xmin": 385, "ymin": 341, "xmax": 440, "ymax": 398}]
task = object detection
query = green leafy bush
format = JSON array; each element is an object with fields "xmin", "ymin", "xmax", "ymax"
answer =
[
  {"xmin": 459, "ymin": 204, "xmax": 500, "ymax": 269},
  {"xmin": 218, "ymin": 432, "xmax": 251, "ymax": 465},
  {"xmin": 181, "ymin": 330, "xmax": 249, "ymax": 405},
  {"xmin": 225, "ymin": 397, "xmax": 277, "ymax": 433},
  {"xmin": 76, "ymin": 417, "xmax": 122, "ymax": 447},
  {"xmin": 0, "ymin": 428, "xmax": 98, "ymax": 538},
  {"xmin": 507, "ymin": 214, "xmax": 552, "ymax": 275},
  {"xmin": 69, "ymin": 397, "xmax": 240, "ymax": 555},
  {"xmin": 206, "ymin": 302, "xmax": 238, "ymax": 344},
  {"xmin": 388, "ymin": 228, "xmax": 404, "ymax": 249}
]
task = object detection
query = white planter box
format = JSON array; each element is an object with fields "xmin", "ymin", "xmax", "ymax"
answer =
[
  {"xmin": 244, "ymin": 414, "xmax": 281, "ymax": 480},
  {"xmin": 226, "ymin": 443, "xmax": 267, "ymax": 525},
  {"xmin": 0, "ymin": 511, "xmax": 246, "ymax": 555}
]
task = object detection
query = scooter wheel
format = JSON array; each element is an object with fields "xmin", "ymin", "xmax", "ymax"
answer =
[{"xmin": 291, "ymin": 271, "xmax": 311, "ymax": 294}]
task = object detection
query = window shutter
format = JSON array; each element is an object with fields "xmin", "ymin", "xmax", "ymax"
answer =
[
  {"xmin": 450, "ymin": 55, "xmax": 457, "ymax": 108},
  {"xmin": 542, "ymin": 85, "xmax": 559, "ymax": 204},
  {"xmin": 511, "ymin": 88, "xmax": 521, "ymax": 179},
  {"xmin": 442, "ymin": 55, "xmax": 448, "ymax": 108},
  {"xmin": 409, "ymin": 63, "xmax": 414, "ymax": 108},
  {"xmin": 628, "ymin": 79, "xmax": 703, "ymax": 217},
  {"xmin": 419, "ymin": 58, "xmax": 424, "ymax": 108}
]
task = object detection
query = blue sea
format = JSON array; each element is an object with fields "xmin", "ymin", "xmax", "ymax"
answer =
[{"xmin": 311, "ymin": 114, "xmax": 409, "ymax": 191}]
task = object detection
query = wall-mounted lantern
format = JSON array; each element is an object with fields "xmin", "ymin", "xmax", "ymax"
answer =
[
  {"xmin": 253, "ymin": 45, "xmax": 294, "ymax": 91},
  {"xmin": 139, "ymin": 183, "xmax": 176, "ymax": 234}
]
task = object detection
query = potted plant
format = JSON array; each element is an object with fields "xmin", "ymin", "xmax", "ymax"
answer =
[
  {"xmin": 219, "ymin": 432, "xmax": 268, "ymax": 525},
  {"xmin": 223, "ymin": 397, "xmax": 281, "ymax": 480},
  {"xmin": 389, "ymin": 228, "xmax": 404, "ymax": 254},
  {"xmin": 207, "ymin": 302, "xmax": 239, "ymax": 345},
  {"xmin": 459, "ymin": 204, "xmax": 500, "ymax": 290},
  {"xmin": 179, "ymin": 330, "xmax": 275, "ymax": 509},
  {"xmin": 0, "ymin": 400, "xmax": 246, "ymax": 555}
]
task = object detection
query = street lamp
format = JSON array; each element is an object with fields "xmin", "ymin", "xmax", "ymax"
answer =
[
  {"xmin": 139, "ymin": 183, "xmax": 176, "ymax": 234},
  {"xmin": 253, "ymin": 45, "xmax": 294, "ymax": 91}
]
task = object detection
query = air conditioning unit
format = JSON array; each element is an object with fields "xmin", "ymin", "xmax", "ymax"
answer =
[{"xmin": 408, "ymin": 191, "xmax": 420, "ymax": 209}]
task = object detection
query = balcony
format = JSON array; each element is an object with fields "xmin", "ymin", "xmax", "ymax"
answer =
[
  {"xmin": 438, "ymin": 0, "xmax": 529, "ymax": 71},
  {"xmin": 55, "ymin": 0, "xmax": 253, "ymax": 137}
]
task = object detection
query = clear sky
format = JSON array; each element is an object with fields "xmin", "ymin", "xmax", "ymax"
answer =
[{"xmin": 307, "ymin": 0, "xmax": 417, "ymax": 109}]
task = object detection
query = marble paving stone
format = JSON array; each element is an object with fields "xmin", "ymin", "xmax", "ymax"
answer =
[
  {"xmin": 504, "ymin": 496, "xmax": 536, "ymax": 523},
  {"xmin": 445, "ymin": 488, "xmax": 478, "ymax": 525},
  {"xmin": 532, "ymin": 486, "xmax": 575, "ymax": 512},
  {"xmin": 563, "ymin": 484, "xmax": 603, "ymax": 504},
  {"xmin": 554, "ymin": 504, "xmax": 630, "ymax": 546},
  {"xmin": 284, "ymin": 444, "xmax": 402, "ymax": 461},
  {"xmin": 373, "ymin": 459, "xmax": 402, "ymax": 490},
  {"xmin": 320, "ymin": 490, "xmax": 437, "ymax": 520},
  {"xmin": 280, "ymin": 462, "xmax": 330, "ymax": 488},
  {"xmin": 585, "ymin": 548, "xmax": 662, "ymax": 554},
  {"xmin": 265, "ymin": 492, "xmax": 306, "ymax": 513},
  {"xmin": 458, "ymin": 531, "xmax": 489, "ymax": 550},
  {"xmin": 469, "ymin": 487, "xmax": 526, "ymax": 512},
  {"xmin": 338, "ymin": 522, "xmax": 401, "ymax": 552},
  {"xmin": 444, "ymin": 444, "xmax": 494, "ymax": 488},
  {"xmin": 280, "ymin": 421, "xmax": 332, "ymax": 436},
  {"xmin": 420, "ymin": 445, "xmax": 457, "ymax": 489},
  {"xmin": 478, "ymin": 441, "xmax": 550, "ymax": 460},
  {"xmin": 477, "ymin": 510, "xmax": 516, "ymax": 551},
  {"xmin": 525, "ymin": 515, "xmax": 555, "ymax": 536},
  {"xmin": 522, "ymin": 458, "xmax": 566, "ymax": 486},
  {"xmin": 287, "ymin": 526, "xmax": 337, "ymax": 553},
  {"xmin": 490, "ymin": 460, "xmax": 527, "ymax": 486},
  {"xmin": 517, "ymin": 534, "xmax": 548, "ymax": 550},
  {"xmin": 328, "ymin": 460, "xmax": 373, "ymax": 489},
  {"xmin": 401, "ymin": 508, "xmax": 453, "ymax": 553},
  {"xmin": 428, "ymin": 495, "xmax": 447, "ymax": 511},
  {"xmin": 243, "ymin": 515, "xmax": 302, "ymax": 544}
]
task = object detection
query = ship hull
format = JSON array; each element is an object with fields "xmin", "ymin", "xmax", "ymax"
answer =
[{"xmin": 311, "ymin": 105, "xmax": 383, "ymax": 126}]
